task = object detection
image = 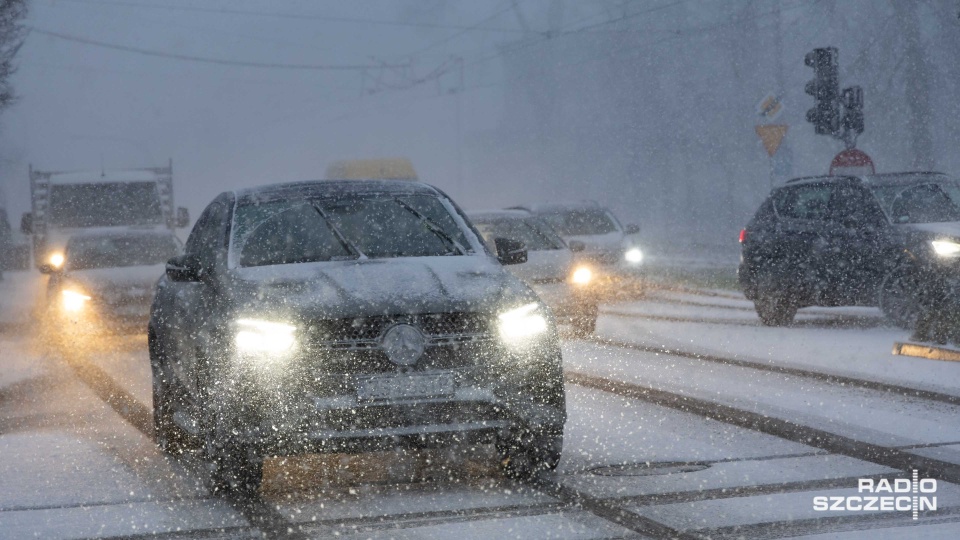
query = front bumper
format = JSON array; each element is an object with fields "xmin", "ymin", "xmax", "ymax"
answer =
[{"xmin": 530, "ymin": 281, "xmax": 597, "ymax": 318}]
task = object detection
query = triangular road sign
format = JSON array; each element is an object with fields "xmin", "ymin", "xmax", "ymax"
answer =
[{"xmin": 755, "ymin": 125, "xmax": 788, "ymax": 157}]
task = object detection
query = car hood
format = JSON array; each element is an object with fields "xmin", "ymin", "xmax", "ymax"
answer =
[
  {"xmin": 228, "ymin": 255, "xmax": 536, "ymax": 319},
  {"xmin": 65, "ymin": 264, "xmax": 165, "ymax": 296},
  {"xmin": 899, "ymin": 221, "xmax": 960, "ymax": 239}
]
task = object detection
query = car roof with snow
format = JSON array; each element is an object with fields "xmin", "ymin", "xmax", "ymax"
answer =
[
  {"xmin": 467, "ymin": 209, "xmax": 534, "ymax": 222},
  {"xmin": 66, "ymin": 228, "xmax": 178, "ymax": 241},
  {"xmin": 783, "ymin": 171, "xmax": 952, "ymax": 188},
  {"xmin": 508, "ymin": 200, "xmax": 607, "ymax": 214},
  {"xmin": 233, "ymin": 179, "xmax": 442, "ymax": 204}
]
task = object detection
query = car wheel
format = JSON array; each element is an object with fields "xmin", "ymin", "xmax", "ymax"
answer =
[
  {"xmin": 879, "ymin": 266, "xmax": 923, "ymax": 330},
  {"xmin": 570, "ymin": 304, "xmax": 599, "ymax": 338},
  {"xmin": 150, "ymin": 332, "xmax": 187, "ymax": 455},
  {"xmin": 497, "ymin": 429, "xmax": 563, "ymax": 479},
  {"xmin": 152, "ymin": 374, "xmax": 188, "ymax": 455},
  {"xmin": 207, "ymin": 440, "xmax": 263, "ymax": 496},
  {"xmin": 754, "ymin": 294, "xmax": 797, "ymax": 326}
]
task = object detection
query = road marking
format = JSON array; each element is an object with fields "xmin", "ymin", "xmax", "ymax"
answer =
[{"xmin": 893, "ymin": 342, "xmax": 960, "ymax": 363}]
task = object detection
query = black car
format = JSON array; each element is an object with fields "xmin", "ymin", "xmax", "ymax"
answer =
[
  {"xmin": 148, "ymin": 180, "xmax": 566, "ymax": 493},
  {"xmin": 738, "ymin": 172, "xmax": 960, "ymax": 327}
]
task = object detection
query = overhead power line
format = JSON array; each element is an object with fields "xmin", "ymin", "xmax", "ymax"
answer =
[
  {"xmin": 27, "ymin": 27, "xmax": 389, "ymax": 70},
  {"xmin": 56, "ymin": 0, "xmax": 528, "ymax": 33}
]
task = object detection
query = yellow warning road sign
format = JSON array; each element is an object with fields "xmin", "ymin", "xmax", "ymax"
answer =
[{"xmin": 755, "ymin": 124, "xmax": 788, "ymax": 157}]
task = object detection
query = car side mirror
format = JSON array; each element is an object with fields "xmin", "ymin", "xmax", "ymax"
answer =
[
  {"xmin": 495, "ymin": 237, "xmax": 527, "ymax": 265},
  {"xmin": 625, "ymin": 223, "xmax": 640, "ymax": 235},
  {"xmin": 568, "ymin": 240, "xmax": 586, "ymax": 253},
  {"xmin": 20, "ymin": 212, "xmax": 32, "ymax": 235},
  {"xmin": 166, "ymin": 254, "xmax": 202, "ymax": 282},
  {"xmin": 176, "ymin": 207, "xmax": 190, "ymax": 228},
  {"xmin": 38, "ymin": 263, "xmax": 58, "ymax": 275}
]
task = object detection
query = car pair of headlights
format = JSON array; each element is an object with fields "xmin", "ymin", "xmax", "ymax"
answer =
[{"xmin": 234, "ymin": 303, "xmax": 550, "ymax": 359}]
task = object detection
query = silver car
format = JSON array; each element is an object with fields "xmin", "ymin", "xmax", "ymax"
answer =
[
  {"xmin": 149, "ymin": 180, "xmax": 567, "ymax": 493},
  {"xmin": 469, "ymin": 210, "xmax": 600, "ymax": 336}
]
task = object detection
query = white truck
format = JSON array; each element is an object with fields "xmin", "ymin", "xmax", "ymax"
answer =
[{"xmin": 20, "ymin": 160, "xmax": 189, "ymax": 269}]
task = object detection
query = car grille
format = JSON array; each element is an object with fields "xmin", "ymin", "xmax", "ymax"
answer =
[{"xmin": 300, "ymin": 312, "xmax": 497, "ymax": 375}]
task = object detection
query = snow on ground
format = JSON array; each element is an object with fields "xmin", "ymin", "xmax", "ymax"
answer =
[{"xmin": 598, "ymin": 288, "xmax": 960, "ymax": 397}]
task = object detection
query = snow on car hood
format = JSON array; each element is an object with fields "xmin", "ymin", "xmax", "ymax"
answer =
[
  {"xmin": 901, "ymin": 221, "xmax": 960, "ymax": 239},
  {"xmin": 65, "ymin": 264, "xmax": 165, "ymax": 296},
  {"xmin": 229, "ymin": 255, "xmax": 535, "ymax": 319}
]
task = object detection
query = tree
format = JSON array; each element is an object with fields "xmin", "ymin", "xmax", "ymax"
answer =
[{"xmin": 0, "ymin": 0, "xmax": 26, "ymax": 112}]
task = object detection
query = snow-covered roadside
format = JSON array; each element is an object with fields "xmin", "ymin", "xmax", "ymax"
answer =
[{"xmin": 597, "ymin": 295, "xmax": 960, "ymax": 398}]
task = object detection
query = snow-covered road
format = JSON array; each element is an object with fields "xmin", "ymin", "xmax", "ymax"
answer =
[{"xmin": 1, "ymin": 272, "xmax": 959, "ymax": 538}]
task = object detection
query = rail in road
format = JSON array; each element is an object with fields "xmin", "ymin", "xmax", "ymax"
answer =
[{"xmin": 54, "ymin": 341, "xmax": 960, "ymax": 539}]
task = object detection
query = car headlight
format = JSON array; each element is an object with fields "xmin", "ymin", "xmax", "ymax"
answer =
[
  {"xmin": 498, "ymin": 303, "xmax": 548, "ymax": 346},
  {"xmin": 49, "ymin": 252, "xmax": 65, "ymax": 269},
  {"xmin": 61, "ymin": 289, "xmax": 91, "ymax": 312},
  {"xmin": 234, "ymin": 318, "xmax": 297, "ymax": 356},
  {"xmin": 570, "ymin": 266, "xmax": 593, "ymax": 285},
  {"xmin": 624, "ymin": 247, "xmax": 643, "ymax": 264},
  {"xmin": 932, "ymin": 240, "xmax": 960, "ymax": 258}
]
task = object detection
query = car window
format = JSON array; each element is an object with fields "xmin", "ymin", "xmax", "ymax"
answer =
[
  {"xmin": 473, "ymin": 218, "xmax": 564, "ymax": 251},
  {"xmin": 542, "ymin": 209, "xmax": 619, "ymax": 235},
  {"xmin": 826, "ymin": 185, "xmax": 886, "ymax": 224},
  {"xmin": 870, "ymin": 182, "xmax": 960, "ymax": 224},
  {"xmin": 774, "ymin": 184, "xmax": 834, "ymax": 221},
  {"xmin": 66, "ymin": 235, "xmax": 181, "ymax": 270},
  {"xmin": 231, "ymin": 194, "xmax": 472, "ymax": 267}
]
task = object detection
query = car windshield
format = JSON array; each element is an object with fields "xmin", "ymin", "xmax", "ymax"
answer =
[
  {"xmin": 49, "ymin": 182, "xmax": 164, "ymax": 228},
  {"xmin": 870, "ymin": 180, "xmax": 960, "ymax": 224},
  {"xmin": 540, "ymin": 208, "xmax": 619, "ymax": 236},
  {"xmin": 66, "ymin": 234, "xmax": 181, "ymax": 270},
  {"xmin": 473, "ymin": 217, "xmax": 565, "ymax": 251},
  {"xmin": 232, "ymin": 194, "xmax": 472, "ymax": 267}
]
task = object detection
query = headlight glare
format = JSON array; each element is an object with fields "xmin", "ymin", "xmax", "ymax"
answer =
[
  {"xmin": 61, "ymin": 289, "xmax": 91, "ymax": 312},
  {"xmin": 932, "ymin": 240, "xmax": 960, "ymax": 258},
  {"xmin": 571, "ymin": 266, "xmax": 593, "ymax": 285},
  {"xmin": 235, "ymin": 318, "xmax": 297, "ymax": 356},
  {"xmin": 49, "ymin": 252, "xmax": 65, "ymax": 269},
  {"xmin": 498, "ymin": 302, "xmax": 548, "ymax": 346},
  {"xmin": 624, "ymin": 247, "xmax": 643, "ymax": 263}
]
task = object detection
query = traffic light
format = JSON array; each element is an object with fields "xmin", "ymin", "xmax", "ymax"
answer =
[
  {"xmin": 841, "ymin": 85, "xmax": 864, "ymax": 135},
  {"xmin": 804, "ymin": 47, "xmax": 840, "ymax": 136}
]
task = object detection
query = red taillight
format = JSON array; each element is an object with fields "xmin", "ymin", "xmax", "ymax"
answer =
[{"xmin": 739, "ymin": 229, "xmax": 747, "ymax": 243}]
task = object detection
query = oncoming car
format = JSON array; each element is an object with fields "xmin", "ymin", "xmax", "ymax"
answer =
[
  {"xmin": 509, "ymin": 201, "xmax": 643, "ymax": 279},
  {"xmin": 44, "ymin": 230, "xmax": 182, "ymax": 332},
  {"xmin": 469, "ymin": 210, "xmax": 600, "ymax": 336},
  {"xmin": 149, "ymin": 180, "xmax": 567, "ymax": 493},
  {"xmin": 739, "ymin": 172, "xmax": 960, "ymax": 327}
]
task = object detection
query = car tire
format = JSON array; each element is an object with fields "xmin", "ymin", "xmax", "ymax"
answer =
[
  {"xmin": 754, "ymin": 294, "xmax": 797, "ymax": 326},
  {"xmin": 879, "ymin": 266, "xmax": 923, "ymax": 330},
  {"xmin": 570, "ymin": 304, "xmax": 599, "ymax": 338},
  {"xmin": 207, "ymin": 442, "xmax": 263, "ymax": 496},
  {"xmin": 150, "ymin": 332, "xmax": 188, "ymax": 455},
  {"xmin": 497, "ymin": 429, "xmax": 563, "ymax": 479},
  {"xmin": 152, "ymin": 375, "xmax": 188, "ymax": 455}
]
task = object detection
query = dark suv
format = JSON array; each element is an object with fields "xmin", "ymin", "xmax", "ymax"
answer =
[
  {"xmin": 148, "ymin": 180, "xmax": 566, "ymax": 493},
  {"xmin": 739, "ymin": 172, "xmax": 960, "ymax": 327}
]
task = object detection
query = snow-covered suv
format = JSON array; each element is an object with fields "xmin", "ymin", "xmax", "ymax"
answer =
[{"xmin": 148, "ymin": 180, "xmax": 566, "ymax": 493}]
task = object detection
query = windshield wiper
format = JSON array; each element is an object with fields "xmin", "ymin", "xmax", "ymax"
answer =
[
  {"xmin": 392, "ymin": 198, "xmax": 466, "ymax": 255},
  {"xmin": 308, "ymin": 202, "xmax": 367, "ymax": 260}
]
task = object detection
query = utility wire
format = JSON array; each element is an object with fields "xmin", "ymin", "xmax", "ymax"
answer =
[
  {"xmin": 56, "ymin": 0, "xmax": 528, "ymax": 33},
  {"xmin": 402, "ymin": 1, "xmax": 526, "ymax": 58},
  {"xmin": 27, "ymin": 26, "xmax": 390, "ymax": 70}
]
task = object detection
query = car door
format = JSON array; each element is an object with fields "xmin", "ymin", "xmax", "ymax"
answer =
[
  {"xmin": 168, "ymin": 197, "xmax": 230, "ymax": 398},
  {"xmin": 821, "ymin": 183, "xmax": 891, "ymax": 304},
  {"xmin": 771, "ymin": 183, "xmax": 836, "ymax": 300}
]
